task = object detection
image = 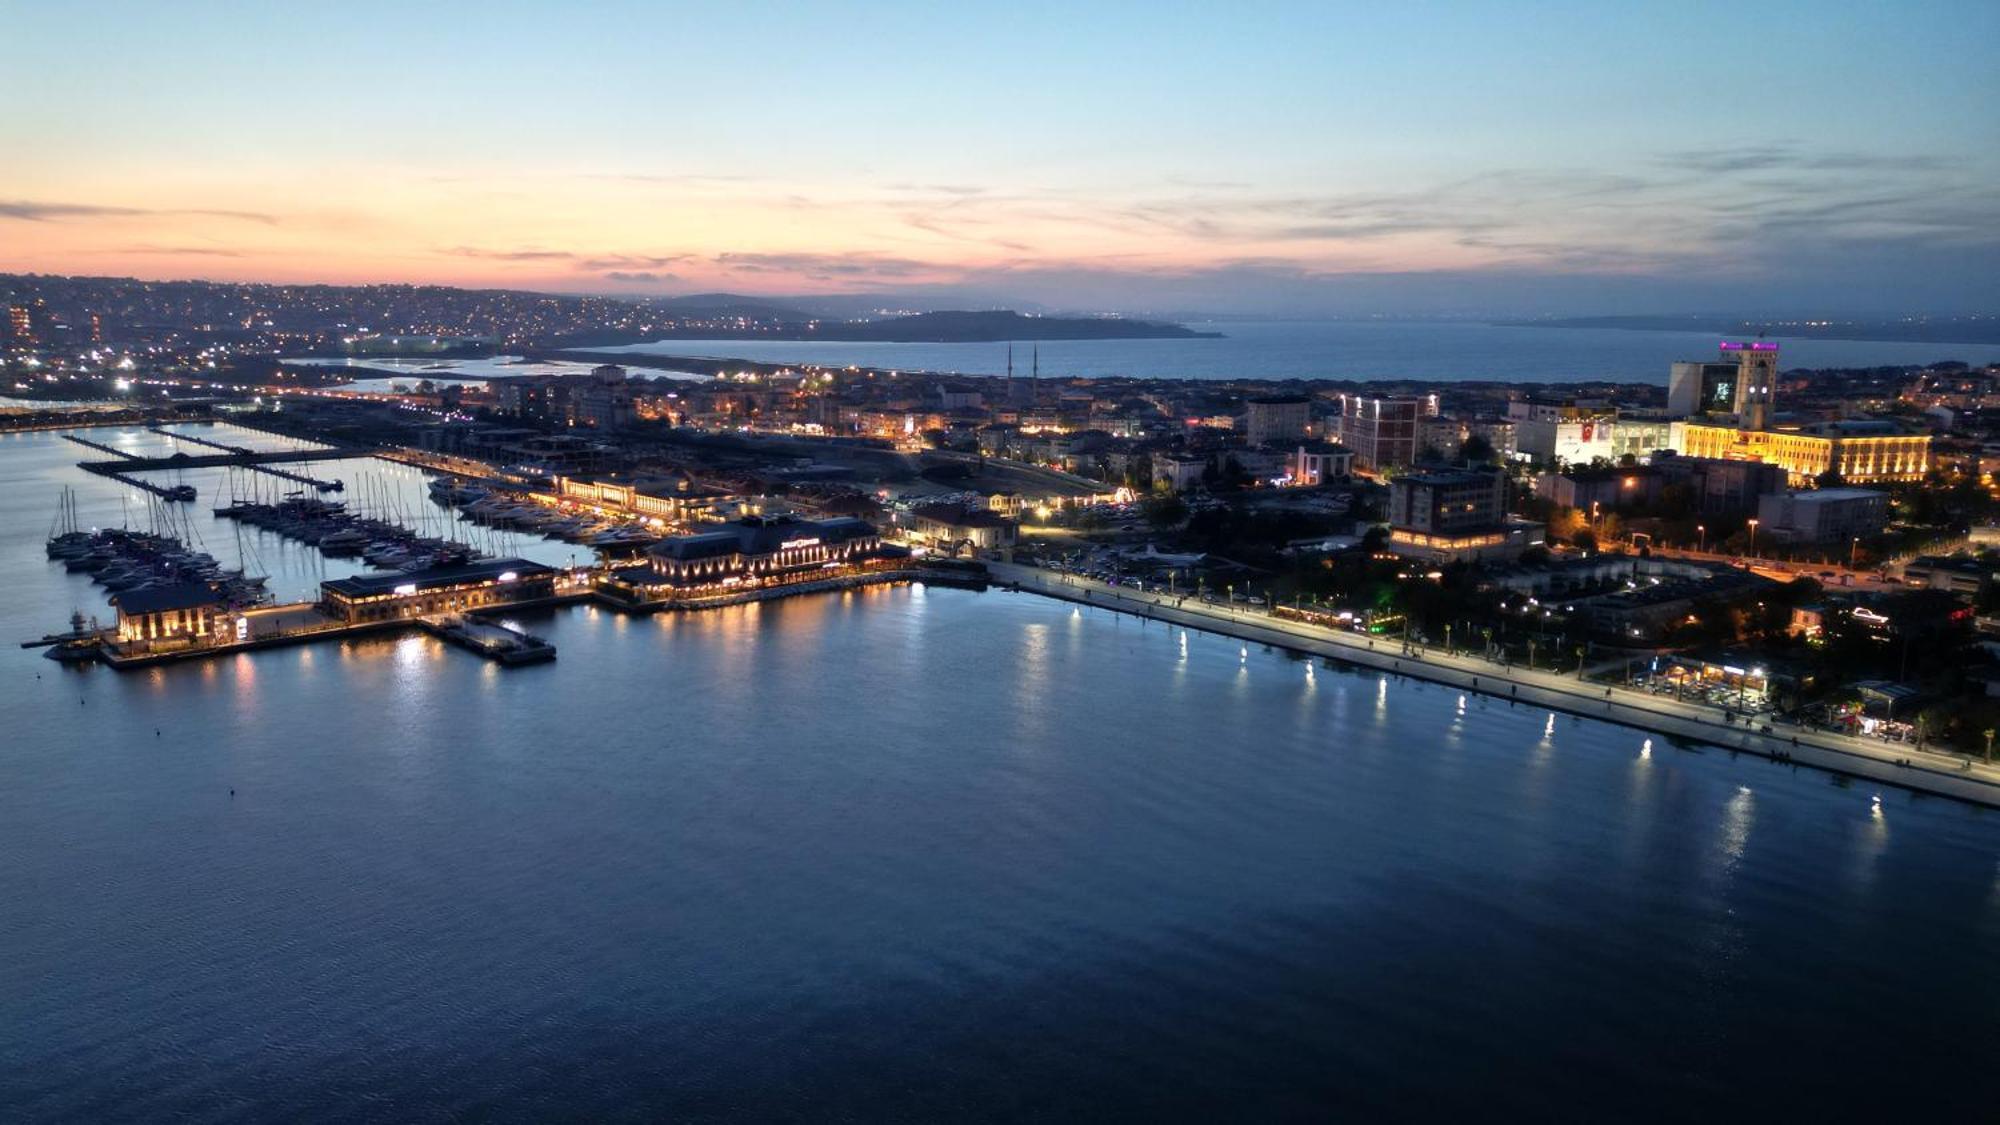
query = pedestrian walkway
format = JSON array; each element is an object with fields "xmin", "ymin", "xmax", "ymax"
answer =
[{"xmin": 989, "ymin": 561, "xmax": 2000, "ymax": 807}]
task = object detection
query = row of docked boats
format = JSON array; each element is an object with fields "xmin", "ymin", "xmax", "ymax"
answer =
[
  {"xmin": 215, "ymin": 496, "xmax": 482, "ymax": 572},
  {"xmin": 46, "ymin": 527, "xmax": 271, "ymax": 605},
  {"xmin": 430, "ymin": 476, "xmax": 659, "ymax": 551}
]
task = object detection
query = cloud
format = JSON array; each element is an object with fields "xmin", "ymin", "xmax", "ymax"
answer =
[
  {"xmin": 603, "ymin": 270, "xmax": 677, "ymax": 283},
  {"xmin": 112, "ymin": 245, "xmax": 246, "ymax": 257},
  {"xmin": 0, "ymin": 199, "xmax": 276, "ymax": 224},
  {"xmin": 710, "ymin": 252, "xmax": 937, "ymax": 281},
  {"xmin": 578, "ymin": 253, "xmax": 689, "ymax": 271},
  {"xmin": 1663, "ymin": 143, "xmax": 1947, "ymax": 176},
  {"xmin": 441, "ymin": 246, "xmax": 577, "ymax": 261}
]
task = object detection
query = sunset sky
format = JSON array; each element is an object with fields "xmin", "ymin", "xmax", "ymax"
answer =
[{"xmin": 4, "ymin": 0, "xmax": 1996, "ymax": 315}]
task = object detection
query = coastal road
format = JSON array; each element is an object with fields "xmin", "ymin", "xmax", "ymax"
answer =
[{"xmin": 987, "ymin": 560, "xmax": 2000, "ymax": 807}]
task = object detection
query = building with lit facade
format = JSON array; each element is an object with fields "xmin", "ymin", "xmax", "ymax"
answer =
[
  {"xmin": 641, "ymin": 515, "xmax": 883, "ymax": 590},
  {"xmin": 1669, "ymin": 341, "xmax": 1780, "ymax": 426},
  {"xmin": 1287, "ymin": 442, "xmax": 1355, "ymax": 486},
  {"xmin": 1336, "ymin": 396, "xmax": 1421, "ymax": 472},
  {"xmin": 1385, "ymin": 467, "xmax": 1543, "ymax": 562},
  {"xmin": 321, "ymin": 559, "xmax": 557, "ymax": 624},
  {"xmin": 1672, "ymin": 419, "xmax": 1929, "ymax": 485},
  {"xmin": 110, "ymin": 582, "xmax": 227, "ymax": 647}
]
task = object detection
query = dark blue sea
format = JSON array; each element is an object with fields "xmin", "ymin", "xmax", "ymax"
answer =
[
  {"xmin": 3, "ymin": 428, "xmax": 1999, "ymax": 1120},
  {"xmin": 590, "ymin": 320, "xmax": 2000, "ymax": 383}
]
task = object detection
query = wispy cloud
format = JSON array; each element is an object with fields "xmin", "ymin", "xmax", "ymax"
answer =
[{"xmin": 0, "ymin": 199, "xmax": 276, "ymax": 224}]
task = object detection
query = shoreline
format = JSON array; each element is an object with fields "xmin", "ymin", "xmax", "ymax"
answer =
[{"xmin": 988, "ymin": 560, "xmax": 2000, "ymax": 809}]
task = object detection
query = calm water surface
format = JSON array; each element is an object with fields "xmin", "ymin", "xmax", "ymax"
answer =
[
  {"xmin": 591, "ymin": 320, "xmax": 2000, "ymax": 383},
  {"xmin": 3, "ymin": 428, "xmax": 1999, "ymax": 1120}
]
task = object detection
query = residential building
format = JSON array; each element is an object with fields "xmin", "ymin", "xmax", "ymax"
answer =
[
  {"xmin": 1152, "ymin": 452, "xmax": 1208, "ymax": 493},
  {"xmin": 1336, "ymin": 396, "xmax": 1421, "ymax": 472},
  {"xmin": 1536, "ymin": 466, "xmax": 1661, "ymax": 511},
  {"xmin": 1245, "ymin": 395, "xmax": 1312, "ymax": 446},
  {"xmin": 1649, "ymin": 453, "xmax": 1791, "ymax": 514},
  {"xmin": 1754, "ymin": 488, "xmax": 1890, "ymax": 543}
]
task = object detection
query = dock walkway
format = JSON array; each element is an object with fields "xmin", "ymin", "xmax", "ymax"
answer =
[{"xmin": 988, "ymin": 560, "xmax": 2000, "ymax": 808}]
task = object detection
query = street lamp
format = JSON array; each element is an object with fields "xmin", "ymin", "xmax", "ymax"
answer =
[
  {"xmin": 1747, "ymin": 518, "xmax": 1759, "ymax": 557},
  {"xmin": 1697, "ymin": 525, "xmax": 1706, "ymax": 553},
  {"xmin": 1850, "ymin": 537, "xmax": 1860, "ymax": 570}
]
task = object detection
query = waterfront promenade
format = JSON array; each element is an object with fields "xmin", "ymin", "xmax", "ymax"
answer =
[{"xmin": 988, "ymin": 560, "xmax": 2000, "ymax": 808}]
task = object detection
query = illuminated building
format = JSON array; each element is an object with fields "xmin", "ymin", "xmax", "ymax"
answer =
[
  {"xmin": 1507, "ymin": 399, "xmax": 1618, "ymax": 465},
  {"xmin": 320, "ymin": 559, "xmax": 557, "ymax": 624},
  {"xmin": 1336, "ymin": 396, "xmax": 1420, "ymax": 471},
  {"xmin": 904, "ymin": 502, "xmax": 1019, "ymax": 553},
  {"xmin": 641, "ymin": 515, "xmax": 882, "ymax": 589},
  {"xmin": 1669, "ymin": 341, "xmax": 1780, "ymax": 426},
  {"xmin": 1672, "ymin": 420, "xmax": 1929, "ymax": 484},
  {"xmin": 110, "ymin": 582, "xmax": 226, "ymax": 646},
  {"xmin": 7, "ymin": 304, "xmax": 33, "ymax": 346},
  {"xmin": 1287, "ymin": 442, "xmax": 1354, "ymax": 486},
  {"xmin": 1386, "ymin": 467, "xmax": 1543, "ymax": 562}
]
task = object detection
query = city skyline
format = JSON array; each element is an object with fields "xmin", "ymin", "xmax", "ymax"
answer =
[{"xmin": 5, "ymin": 1, "xmax": 1998, "ymax": 316}]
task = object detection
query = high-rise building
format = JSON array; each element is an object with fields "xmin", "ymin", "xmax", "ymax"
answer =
[
  {"xmin": 1722, "ymin": 341, "xmax": 1779, "ymax": 430},
  {"xmin": 1336, "ymin": 396, "xmax": 1421, "ymax": 471},
  {"xmin": 1669, "ymin": 341, "xmax": 1779, "ymax": 427},
  {"xmin": 1245, "ymin": 395, "xmax": 1311, "ymax": 446},
  {"xmin": 1667, "ymin": 361, "xmax": 1739, "ymax": 417}
]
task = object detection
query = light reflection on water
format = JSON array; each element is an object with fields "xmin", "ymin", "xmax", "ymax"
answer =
[{"xmin": 2, "ymin": 427, "xmax": 1999, "ymax": 1118}]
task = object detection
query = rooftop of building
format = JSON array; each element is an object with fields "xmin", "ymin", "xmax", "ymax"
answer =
[
  {"xmin": 910, "ymin": 501, "xmax": 1015, "ymax": 528},
  {"xmin": 1395, "ymin": 467, "xmax": 1504, "ymax": 487},
  {"xmin": 322, "ymin": 558, "xmax": 553, "ymax": 598},
  {"xmin": 1774, "ymin": 487, "xmax": 1888, "ymax": 503},
  {"xmin": 647, "ymin": 514, "xmax": 878, "ymax": 562},
  {"xmin": 111, "ymin": 581, "xmax": 223, "ymax": 615}
]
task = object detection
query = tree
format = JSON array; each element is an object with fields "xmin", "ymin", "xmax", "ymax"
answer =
[
  {"xmin": 1460, "ymin": 433, "xmax": 1496, "ymax": 464},
  {"xmin": 1142, "ymin": 494, "xmax": 1188, "ymax": 530}
]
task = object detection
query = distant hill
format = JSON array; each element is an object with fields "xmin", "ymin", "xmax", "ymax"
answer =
[{"xmin": 811, "ymin": 310, "xmax": 1218, "ymax": 342}]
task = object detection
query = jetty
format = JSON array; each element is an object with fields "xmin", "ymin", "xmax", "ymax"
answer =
[
  {"xmin": 422, "ymin": 615, "xmax": 556, "ymax": 665},
  {"xmin": 149, "ymin": 427, "xmax": 345, "ymax": 492}
]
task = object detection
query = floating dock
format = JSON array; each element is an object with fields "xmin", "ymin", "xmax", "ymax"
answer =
[{"xmin": 421, "ymin": 615, "xmax": 557, "ymax": 666}]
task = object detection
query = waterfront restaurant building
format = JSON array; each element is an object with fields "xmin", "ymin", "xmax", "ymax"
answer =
[
  {"xmin": 111, "ymin": 581, "xmax": 227, "ymax": 647},
  {"xmin": 643, "ymin": 515, "xmax": 883, "ymax": 589},
  {"xmin": 320, "ymin": 559, "xmax": 557, "ymax": 624}
]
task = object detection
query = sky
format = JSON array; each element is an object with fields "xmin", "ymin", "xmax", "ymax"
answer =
[{"xmin": 3, "ymin": 0, "xmax": 1997, "ymax": 317}]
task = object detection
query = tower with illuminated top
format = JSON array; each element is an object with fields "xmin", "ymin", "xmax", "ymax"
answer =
[{"xmin": 1722, "ymin": 340, "xmax": 1779, "ymax": 430}]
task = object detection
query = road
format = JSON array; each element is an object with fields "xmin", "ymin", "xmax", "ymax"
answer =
[{"xmin": 987, "ymin": 560, "xmax": 2000, "ymax": 807}]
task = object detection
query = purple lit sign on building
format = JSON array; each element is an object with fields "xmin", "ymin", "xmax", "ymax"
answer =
[{"xmin": 1719, "ymin": 341, "xmax": 1780, "ymax": 352}]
